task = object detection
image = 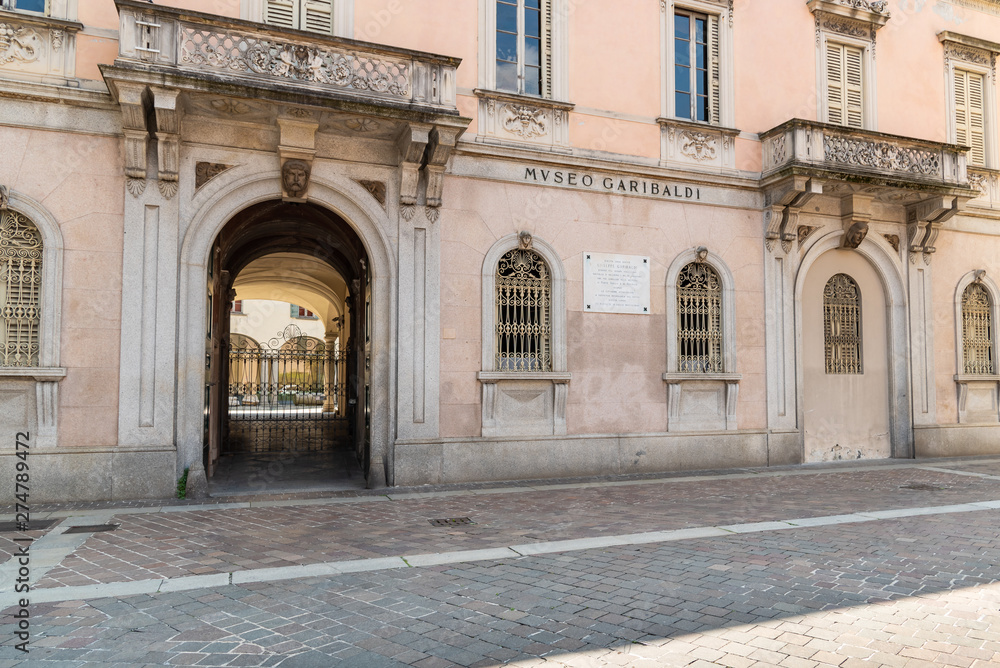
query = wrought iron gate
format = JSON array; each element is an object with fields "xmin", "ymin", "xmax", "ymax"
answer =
[{"xmin": 224, "ymin": 327, "xmax": 350, "ymax": 455}]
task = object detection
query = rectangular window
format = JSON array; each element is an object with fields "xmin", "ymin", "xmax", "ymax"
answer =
[
  {"xmin": 290, "ymin": 304, "xmax": 315, "ymax": 318},
  {"xmin": 674, "ymin": 11, "xmax": 710, "ymax": 123},
  {"xmin": 1, "ymin": 0, "xmax": 46, "ymax": 12},
  {"xmin": 955, "ymin": 69, "xmax": 987, "ymax": 167},
  {"xmin": 231, "ymin": 300, "xmax": 243, "ymax": 314},
  {"xmin": 826, "ymin": 42, "xmax": 864, "ymax": 129},
  {"xmin": 496, "ymin": 0, "xmax": 548, "ymax": 97},
  {"xmin": 265, "ymin": 0, "xmax": 333, "ymax": 34}
]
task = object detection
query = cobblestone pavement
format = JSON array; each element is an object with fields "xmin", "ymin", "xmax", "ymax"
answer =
[{"xmin": 2, "ymin": 458, "xmax": 1000, "ymax": 666}]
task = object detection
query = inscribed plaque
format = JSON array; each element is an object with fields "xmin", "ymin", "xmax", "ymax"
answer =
[{"xmin": 583, "ymin": 253, "xmax": 650, "ymax": 315}]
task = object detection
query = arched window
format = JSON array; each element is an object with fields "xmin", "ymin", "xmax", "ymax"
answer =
[
  {"xmin": 824, "ymin": 273, "xmax": 862, "ymax": 374},
  {"xmin": 495, "ymin": 248, "xmax": 551, "ymax": 372},
  {"xmin": 1, "ymin": 210, "xmax": 43, "ymax": 367},
  {"xmin": 676, "ymin": 261, "xmax": 722, "ymax": 373},
  {"xmin": 962, "ymin": 282, "xmax": 995, "ymax": 375}
]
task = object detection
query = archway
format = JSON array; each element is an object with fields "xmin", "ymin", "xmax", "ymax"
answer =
[
  {"xmin": 205, "ymin": 200, "xmax": 372, "ymax": 492},
  {"xmin": 795, "ymin": 232, "xmax": 912, "ymax": 462}
]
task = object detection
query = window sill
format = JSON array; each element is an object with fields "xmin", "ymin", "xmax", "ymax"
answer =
[
  {"xmin": 955, "ymin": 374, "xmax": 1000, "ymax": 382},
  {"xmin": 0, "ymin": 366, "xmax": 67, "ymax": 381},
  {"xmin": 663, "ymin": 372, "xmax": 741, "ymax": 382},
  {"xmin": 0, "ymin": 9, "xmax": 83, "ymax": 31},
  {"xmin": 478, "ymin": 371, "xmax": 571, "ymax": 382},
  {"xmin": 657, "ymin": 118, "xmax": 740, "ymax": 171}
]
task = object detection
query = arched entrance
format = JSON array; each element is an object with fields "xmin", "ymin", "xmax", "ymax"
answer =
[
  {"xmin": 801, "ymin": 250, "xmax": 890, "ymax": 461},
  {"xmin": 795, "ymin": 232, "xmax": 912, "ymax": 462},
  {"xmin": 205, "ymin": 200, "xmax": 372, "ymax": 491}
]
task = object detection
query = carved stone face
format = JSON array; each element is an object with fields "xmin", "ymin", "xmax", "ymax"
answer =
[
  {"xmin": 282, "ymin": 160, "xmax": 311, "ymax": 198},
  {"xmin": 843, "ymin": 221, "xmax": 869, "ymax": 250}
]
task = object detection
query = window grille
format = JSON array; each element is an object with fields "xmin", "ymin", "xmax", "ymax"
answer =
[
  {"xmin": 495, "ymin": 248, "xmax": 551, "ymax": 371},
  {"xmin": 962, "ymin": 282, "xmax": 994, "ymax": 375},
  {"xmin": 824, "ymin": 273, "xmax": 863, "ymax": 374},
  {"xmin": 677, "ymin": 262, "xmax": 722, "ymax": 372},
  {"xmin": 0, "ymin": 211, "xmax": 43, "ymax": 367}
]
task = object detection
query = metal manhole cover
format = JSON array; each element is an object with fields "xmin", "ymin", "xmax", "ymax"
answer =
[
  {"xmin": 0, "ymin": 519, "xmax": 58, "ymax": 532},
  {"xmin": 63, "ymin": 524, "xmax": 120, "ymax": 534},
  {"xmin": 900, "ymin": 484, "xmax": 942, "ymax": 491},
  {"xmin": 428, "ymin": 517, "xmax": 475, "ymax": 527}
]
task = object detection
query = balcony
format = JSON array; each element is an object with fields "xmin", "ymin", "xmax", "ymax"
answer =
[
  {"xmin": 107, "ymin": 0, "xmax": 460, "ymax": 119},
  {"xmin": 760, "ymin": 119, "xmax": 970, "ymax": 193}
]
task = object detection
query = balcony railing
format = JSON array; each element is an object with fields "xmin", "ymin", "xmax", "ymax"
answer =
[
  {"xmin": 113, "ymin": 0, "xmax": 459, "ymax": 114},
  {"xmin": 760, "ymin": 119, "xmax": 968, "ymax": 189}
]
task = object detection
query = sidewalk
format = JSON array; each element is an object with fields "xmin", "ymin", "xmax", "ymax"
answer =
[{"xmin": 3, "ymin": 456, "xmax": 1000, "ymax": 666}]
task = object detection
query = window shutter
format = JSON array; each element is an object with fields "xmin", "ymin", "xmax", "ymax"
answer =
[
  {"xmin": 303, "ymin": 0, "xmax": 334, "ymax": 34},
  {"xmin": 844, "ymin": 45, "xmax": 864, "ymax": 129},
  {"xmin": 968, "ymin": 71, "xmax": 986, "ymax": 166},
  {"xmin": 955, "ymin": 68, "xmax": 969, "ymax": 149},
  {"xmin": 541, "ymin": 0, "xmax": 553, "ymax": 99},
  {"xmin": 709, "ymin": 14, "xmax": 721, "ymax": 125},
  {"xmin": 826, "ymin": 42, "xmax": 845, "ymax": 126},
  {"xmin": 265, "ymin": 0, "xmax": 298, "ymax": 29},
  {"xmin": 290, "ymin": 303, "xmax": 298, "ymax": 317}
]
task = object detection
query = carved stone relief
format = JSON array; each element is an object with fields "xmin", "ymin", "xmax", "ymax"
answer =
[
  {"xmin": 0, "ymin": 23, "xmax": 43, "ymax": 66},
  {"xmin": 797, "ymin": 225, "xmax": 818, "ymax": 244},
  {"xmin": 679, "ymin": 131, "xmax": 717, "ymax": 161},
  {"xmin": 195, "ymin": 162, "xmax": 233, "ymax": 189},
  {"xmin": 180, "ymin": 29, "xmax": 410, "ymax": 98},
  {"xmin": 502, "ymin": 104, "xmax": 548, "ymax": 139},
  {"xmin": 281, "ymin": 159, "xmax": 311, "ymax": 200},
  {"xmin": 823, "ymin": 134, "xmax": 941, "ymax": 177},
  {"xmin": 842, "ymin": 221, "xmax": 869, "ymax": 249},
  {"xmin": 476, "ymin": 91, "xmax": 571, "ymax": 149},
  {"xmin": 883, "ymin": 234, "xmax": 900, "ymax": 253},
  {"xmin": 356, "ymin": 179, "xmax": 386, "ymax": 207}
]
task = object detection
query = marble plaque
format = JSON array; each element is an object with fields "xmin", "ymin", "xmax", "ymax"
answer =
[{"xmin": 583, "ymin": 253, "xmax": 650, "ymax": 315}]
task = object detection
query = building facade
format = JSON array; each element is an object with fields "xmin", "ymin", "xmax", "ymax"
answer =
[{"xmin": 0, "ymin": 0, "xmax": 998, "ymax": 501}]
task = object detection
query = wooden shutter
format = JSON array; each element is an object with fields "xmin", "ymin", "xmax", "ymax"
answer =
[
  {"xmin": 826, "ymin": 42, "xmax": 845, "ymax": 126},
  {"xmin": 265, "ymin": 0, "xmax": 298, "ymax": 29},
  {"xmin": 303, "ymin": 0, "xmax": 334, "ymax": 34},
  {"xmin": 955, "ymin": 69, "xmax": 987, "ymax": 166},
  {"xmin": 826, "ymin": 42, "xmax": 864, "ymax": 128},
  {"xmin": 541, "ymin": 0, "xmax": 553, "ymax": 99},
  {"xmin": 844, "ymin": 45, "xmax": 864, "ymax": 128},
  {"xmin": 709, "ymin": 14, "xmax": 721, "ymax": 125}
]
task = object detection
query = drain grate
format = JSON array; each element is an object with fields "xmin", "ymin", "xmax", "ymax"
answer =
[
  {"xmin": 0, "ymin": 519, "xmax": 58, "ymax": 532},
  {"xmin": 428, "ymin": 517, "xmax": 475, "ymax": 527},
  {"xmin": 900, "ymin": 483, "xmax": 943, "ymax": 491},
  {"xmin": 63, "ymin": 524, "xmax": 120, "ymax": 534}
]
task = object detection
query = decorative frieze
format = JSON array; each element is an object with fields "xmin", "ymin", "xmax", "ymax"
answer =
[
  {"xmin": 475, "ymin": 89, "xmax": 572, "ymax": 150},
  {"xmin": 823, "ymin": 135, "xmax": 941, "ymax": 178},
  {"xmin": 658, "ymin": 119, "xmax": 739, "ymax": 172},
  {"xmin": 0, "ymin": 22, "xmax": 42, "ymax": 65}
]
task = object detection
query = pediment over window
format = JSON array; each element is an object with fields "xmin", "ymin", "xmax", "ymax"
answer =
[{"xmin": 806, "ymin": 0, "xmax": 890, "ymax": 30}]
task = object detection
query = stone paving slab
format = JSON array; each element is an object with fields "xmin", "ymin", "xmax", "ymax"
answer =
[
  {"xmin": 2, "ymin": 508, "xmax": 999, "ymax": 666},
  {"xmin": 23, "ymin": 466, "xmax": 1000, "ymax": 590}
]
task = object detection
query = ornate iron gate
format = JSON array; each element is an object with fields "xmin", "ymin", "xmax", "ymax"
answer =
[{"xmin": 224, "ymin": 326, "xmax": 349, "ymax": 455}]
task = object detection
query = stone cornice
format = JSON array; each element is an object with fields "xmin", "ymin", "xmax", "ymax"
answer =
[
  {"xmin": 938, "ymin": 31, "xmax": 1000, "ymax": 55},
  {"xmin": 473, "ymin": 88, "xmax": 575, "ymax": 112},
  {"xmin": 806, "ymin": 0, "xmax": 890, "ymax": 28},
  {"xmin": 0, "ymin": 8, "xmax": 83, "ymax": 32}
]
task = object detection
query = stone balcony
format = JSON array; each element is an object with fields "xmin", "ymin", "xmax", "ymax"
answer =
[
  {"xmin": 760, "ymin": 119, "xmax": 970, "ymax": 193},
  {"xmin": 107, "ymin": 0, "xmax": 461, "ymax": 119}
]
